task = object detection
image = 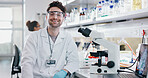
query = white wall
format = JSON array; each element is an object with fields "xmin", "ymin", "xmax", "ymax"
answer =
[
  {"xmin": 25, "ymin": 0, "xmax": 53, "ymax": 39},
  {"xmin": 25, "ymin": 0, "xmax": 53, "ymax": 21}
]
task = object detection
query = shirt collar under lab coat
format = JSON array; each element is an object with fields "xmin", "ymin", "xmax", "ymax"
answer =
[{"xmin": 40, "ymin": 26, "xmax": 66, "ymax": 45}]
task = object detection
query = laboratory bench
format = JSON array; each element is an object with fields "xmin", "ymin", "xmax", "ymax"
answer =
[
  {"xmin": 74, "ymin": 68, "xmax": 104, "ymax": 78},
  {"xmin": 74, "ymin": 68, "xmax": 119, "ymax": 78},
  {"xmin": 73, "ymin": 68, "xmax": 137, "ymax": 78}
]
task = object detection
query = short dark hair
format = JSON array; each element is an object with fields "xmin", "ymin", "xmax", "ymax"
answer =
[{"xmin": 47, "ymin": 1, "xmax": 66, "ymax": 13}]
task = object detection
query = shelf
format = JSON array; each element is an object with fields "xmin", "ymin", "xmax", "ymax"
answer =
[
  {"xmin": 64, "ymin": 0, "xmax": 98, "ymax": 12},
  {"xmin": 96, "ymin": 8, "xmax": 148, "ymax": 22},
  {"xmin": 63, "ymin": 8, "xmax": 148, "ymax": 29},
  {"xmin": 64, "ymin": 0, "xmax": 98, "ymax": 5}
]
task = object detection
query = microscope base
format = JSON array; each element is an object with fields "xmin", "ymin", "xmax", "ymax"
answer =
[{"xmin": 90, "ymin": 66, "xmax": 118, "ymax": 74}]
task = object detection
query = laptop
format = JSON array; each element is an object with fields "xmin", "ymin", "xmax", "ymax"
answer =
[
  {"xmin": 147, "ymin": 71, "xmax": 148, "ymax": 78},
  {"xmin": 118, "ymin": 44, "xmax": 148, "ymax": 78}
]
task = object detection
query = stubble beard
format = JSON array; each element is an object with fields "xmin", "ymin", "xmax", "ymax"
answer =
[{"xmin": 48, "ymin": 19, "xmax": 62, "ymax": 28}]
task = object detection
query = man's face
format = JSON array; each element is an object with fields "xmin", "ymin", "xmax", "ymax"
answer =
[{"xmin": 47, "ymin": 7, "xmax": 65, "ymax": 28}]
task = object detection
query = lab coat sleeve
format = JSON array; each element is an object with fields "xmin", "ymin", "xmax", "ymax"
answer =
[
  {"xmin": 21, "ymin": 33, "xmax": 37, "ymax": 78},
  {"xmin": 64, "ymin": 34, "xmax": 79, "ymax": 74}
]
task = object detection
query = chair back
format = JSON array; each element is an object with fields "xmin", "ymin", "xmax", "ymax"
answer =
[{"xmin": 11, "ymin": 44, "xmax": 21, "ymax": 75}]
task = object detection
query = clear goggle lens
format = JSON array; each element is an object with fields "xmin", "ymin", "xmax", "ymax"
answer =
[{"xmin": 48, "ymin": 11, "xmax": 64, "ymax": 17}]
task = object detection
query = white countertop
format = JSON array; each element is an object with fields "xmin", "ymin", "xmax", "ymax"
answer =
[{"xmin": 75, "ymin": 68, "xmax": 105, "ymax": 78}]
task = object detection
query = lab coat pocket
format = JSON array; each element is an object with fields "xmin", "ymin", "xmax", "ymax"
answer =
[
  {"xmin": 38, "ymin": 57, "xmax": 51, "ymax": 76},
  {"xmin": 38, "ymin": 47, "xmax": 50, "ymax": 72}
]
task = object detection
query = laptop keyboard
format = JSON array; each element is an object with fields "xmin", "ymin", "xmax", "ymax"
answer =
[{"xmin": 118, "ymin": 74, "xmax": 139, "ymax": 78}]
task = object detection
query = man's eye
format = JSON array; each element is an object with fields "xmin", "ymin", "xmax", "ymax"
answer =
[
  {"xmin": 57, "ymin": 14, "xmax": 62, "ymax": 16},
  {"xmin": 50, "ymin": 13, "xmax": 54, "ymax": 15}
]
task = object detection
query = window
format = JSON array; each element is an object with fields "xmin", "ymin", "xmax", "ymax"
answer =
[{"xmin": 0, "ymin": 7, "xmax": 13, "ymax": 55}]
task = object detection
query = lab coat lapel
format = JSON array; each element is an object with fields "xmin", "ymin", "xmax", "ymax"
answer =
[
  {"xmin": 40, "ymin": 27, "xmax": 65, "ymax": 45},
  {"xmin": 54, "ymin": 31, "xmax": 65, "ymax": 45},
  {"xmin": 40, "ymin": 26, "xmax": 50, "ymax": 44}
]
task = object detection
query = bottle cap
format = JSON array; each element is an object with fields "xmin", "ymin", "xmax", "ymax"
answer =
[{"xmin": 115, "ymin": 0, "xmax": 119, "ymax": 3}]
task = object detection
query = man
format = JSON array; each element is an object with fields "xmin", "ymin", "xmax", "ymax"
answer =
[{"xmin": 21, "ymin": 1, "xmax": 79, "ymax": 78}]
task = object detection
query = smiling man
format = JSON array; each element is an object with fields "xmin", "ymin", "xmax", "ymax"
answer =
[
  {"xmin": 21, "ymin": 1, "xmax": 79, "ymax": 78},
  {"xmin": 47, "ymin": 7, "xmax": 64, "ymax": 28}
]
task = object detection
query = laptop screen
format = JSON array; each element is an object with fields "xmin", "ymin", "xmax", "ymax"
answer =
[
  {"xmin": 136, "ymin": 44, "xmax": 148, "ymax": 77},
  {"xmin": 147, "ymin": 71, "xmax": 148, "ymax": 78}
]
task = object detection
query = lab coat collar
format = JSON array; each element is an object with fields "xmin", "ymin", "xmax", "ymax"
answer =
[
  {"xmin": 40, "ymin": 26, "xmax": 48, "ymax": 37},
  {"xmin": 41, "ymin": 26, "xmax": 65, "ymax": 45}
]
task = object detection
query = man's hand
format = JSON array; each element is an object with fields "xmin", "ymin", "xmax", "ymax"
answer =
[{"xmin": 53, "ymin": 69, "xmax": 67, "ymax": 78}]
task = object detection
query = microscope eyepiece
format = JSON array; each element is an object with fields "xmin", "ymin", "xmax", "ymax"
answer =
[
  {"xmin": 78, "ymin": 28, "xmax": 91, "ymax": 37},
  {"xmin": 78, "ymin": 28, "xmax": 84, "ymax": 33}
]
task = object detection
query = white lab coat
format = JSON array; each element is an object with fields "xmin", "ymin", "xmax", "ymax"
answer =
[{"xmin": 21, "ymin": 26, "xmax": 79, "ymax": 78}]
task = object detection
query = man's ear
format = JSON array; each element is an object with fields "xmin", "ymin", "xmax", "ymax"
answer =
[
  {"xmin": 63, "ymin": 13, "xmax": 66, "ymax": 20},
  {"xmin": 64, "ymin": 13, "xmax": 66, "ymax": 18}
]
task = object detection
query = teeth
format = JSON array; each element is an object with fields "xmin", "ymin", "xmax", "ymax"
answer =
[{"xmin": 53, "ymin": 20, "xmax": 57, "ymax": 22}]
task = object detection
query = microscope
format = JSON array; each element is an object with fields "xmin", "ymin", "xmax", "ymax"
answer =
[{"xmin": 78, "ymin": 28, "xmax": 120, "ymax": 74}]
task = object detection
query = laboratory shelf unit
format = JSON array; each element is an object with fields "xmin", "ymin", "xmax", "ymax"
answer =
[
  {"xmin": 64, "ymin": 0, "xmax": 99, "ymax": 6},
  {"xmin": 64, "ymin": 8, "xmax": 148, "ymax": 29},
  {"xmin": 64, "ymin": 0, "xmax": 99, "ymax": 12}
]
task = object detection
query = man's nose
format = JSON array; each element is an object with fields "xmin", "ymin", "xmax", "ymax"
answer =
[{"xmin": 53, "ymin": 14, "xmax": 58, "ymax": 19}]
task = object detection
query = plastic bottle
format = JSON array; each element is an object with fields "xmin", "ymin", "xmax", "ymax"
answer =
[
  {"xmin": 142, "ymin": 0, "xmax": 148, "ymax": 9},
  {"xmin": 96, "ymin": 1, "xmax": 102, "ymax": 18},
  {"xmin": 65, "ymin": 13, "xmax": 70, "ymax": 23},
  {"xmin": 73, "ymin": 8, "xmax": 79, "ymax": 23},
  {"xmin": 104, "ymin": 0, "xmax": 110, "ymax": 17},
  {"xmin": 90, "ymin": 7, "xmax": 96, "ymax": 20},
  {"xmin": 80, "ymin": 8, "xmax": 85, "ymax": 21},
  {"xmin": 101, "ymin": 0, "xmax": 105, "ymax": 17},
  {"xmin": 93, "ymin": 7, "xmax": 97, "ymax": 20},
  {"xmin": 70, "ymin": 9, "xmax": 74, "ymax": 22},
  {"xmin": 84, "ymin": 8, "xmax": 88, "ymax": 20},
  {"xmin": 109, "ymin": 0, "xmax": 114, "ymax": 15},
  {"xmin": 120, "ymin": 0, "xmax": 125, "ymax": 13},
  {"xmin": 114, "ymin": 0, "xmax": 120, "ymax": 14},
  {"xmin": 124, "ymin": 0, "xmax": 132, "ymax": 13}
]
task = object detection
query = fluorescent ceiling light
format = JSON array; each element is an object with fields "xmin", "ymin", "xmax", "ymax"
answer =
[{"xmin": 63, "ymin": 0, "xmax": 75, "ymax": 6}]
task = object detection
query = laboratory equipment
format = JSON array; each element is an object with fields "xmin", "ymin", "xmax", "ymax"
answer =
[
  {"xmin": 11, "ymin": 44, "xmax": 21, "ymax": 78},
  {"xmin": 78, "ymin": 28, "xmax": 120, "ymax": 74}
]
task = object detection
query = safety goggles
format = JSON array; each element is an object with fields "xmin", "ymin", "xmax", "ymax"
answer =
[{"xmin": 48, "ymin": 11, "xmax": 65, "ymax": 18}]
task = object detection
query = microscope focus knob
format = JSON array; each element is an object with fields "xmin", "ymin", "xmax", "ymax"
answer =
[
  {"xmin": 97, "ymin": 68, "xmax": 102, "ymax": 73},
  {"xmin": 107, "ymin": 61, "xmax": 115, "ymax": 68}
]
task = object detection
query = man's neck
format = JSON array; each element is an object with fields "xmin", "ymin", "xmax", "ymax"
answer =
[{"xmin": 48, "ymin": 26, "xmax": 59, "ymax": 37}]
